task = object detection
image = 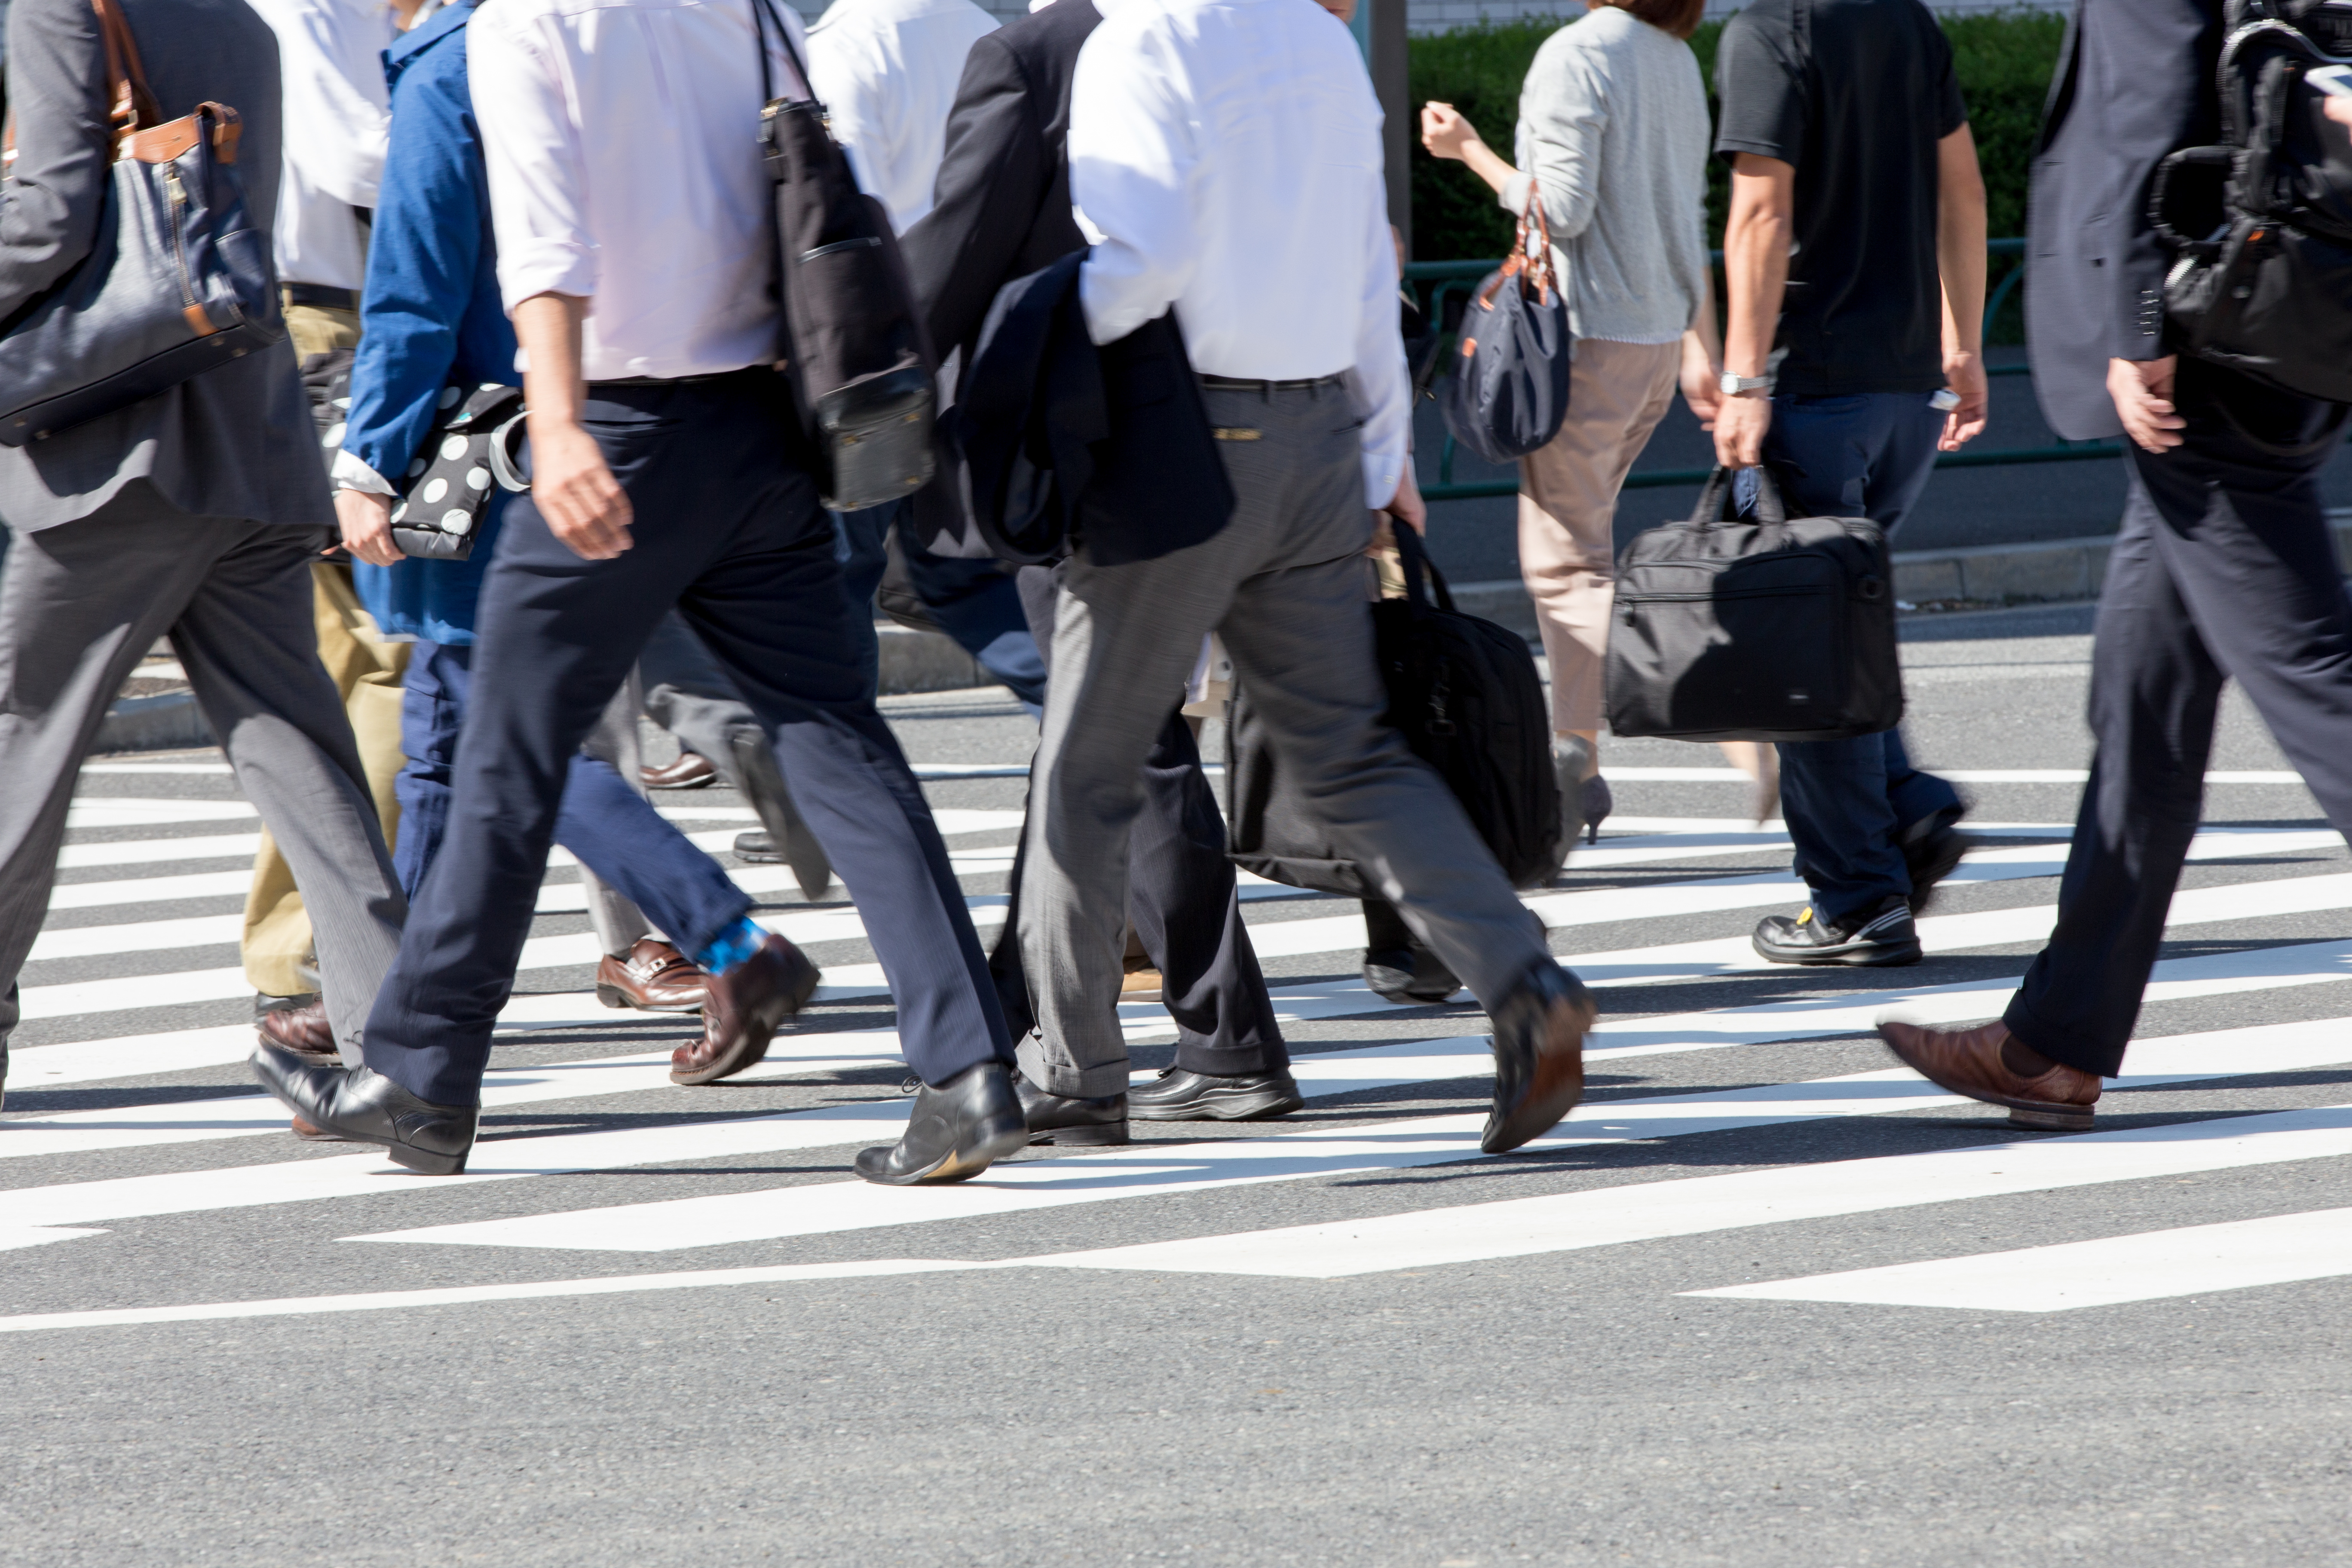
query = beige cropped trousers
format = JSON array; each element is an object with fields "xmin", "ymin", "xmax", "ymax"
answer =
[{"xmin": 1516, "ymin": 337, "xmax": 1681, "ymax": 734}]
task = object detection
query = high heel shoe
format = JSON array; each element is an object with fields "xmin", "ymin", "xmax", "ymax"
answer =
[{"xmin": 1579, "ymin": 772, "xmax": 1611, "ymax": 845}]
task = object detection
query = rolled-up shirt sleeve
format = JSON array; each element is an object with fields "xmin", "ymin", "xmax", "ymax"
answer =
[
  {"xmin": 1343, "ymin": 159, "xmax": 1408, "ymax": 508},
  {"xmin": 1068, "ymin": 11, "xmax": 1199, "ymax": 347},
  {"xmin": 469, "ymin": 6, "xmax": 597, "ymax": 310}
]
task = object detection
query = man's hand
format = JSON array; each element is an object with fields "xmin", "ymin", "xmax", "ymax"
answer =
[
  {"xmin": 1419, "ymin": 102, "xmax": 1480, "ymax": 162},
  {"xmin": 2109, "ymin": 355, "xmax": 2185, "ymax": 453},
  {"xmin": 1938, "ymin": 350, "xmax": 1989, "ymax": 451},
  {"xmin": 2327, "ymin": 95, "xmax": 2352, "ymax": 131},
  {"xmin": 1680, "ymin": 335, "xmax": 1723, "ymax": 430},
  {"xmin": 1384, "ymin": 465, "xmax": 1427, "ymax": 533},
  {"xmin": 335, "ymin": 487, "xmax": 404, "ymax": 567},
  {"xmin": 530, "ymin": 414, "xmax": 634, "ymax": 559},
  {"xmin": 1713, "ymin": 390, "xmax": 1771, "ymax": 469}
]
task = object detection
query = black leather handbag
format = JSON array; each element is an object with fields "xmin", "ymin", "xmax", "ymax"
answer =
[
  {"xmin": 750, "ymin": 0, "xmax": 936, "ymax": 512},
  {"xmin": 1436, "ymin": 201, "xmax": 1571, "ymax": 466},
  {"xmin": 1227, "ymin": 526, "xmax": 1564, "ymax": 896},
  {"xmin": 0, "ymin": 0, "xmax": 282, "ymax": 446},
  {"xmin": 1605, "ymin": 466, "xmax": 1902, "ymax": 744}
]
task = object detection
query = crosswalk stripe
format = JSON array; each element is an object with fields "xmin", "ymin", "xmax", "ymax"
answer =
[
  {"xmin": 1687, "ymin": 1206, "xmax": 2352, "ymax": 1312},
  {"xmin": 1024, "ymin": 1101, "xmax": 2352, "ymax": 1280},
  {"xmin": 0, "ymin": 1258, "xmax": 985, "ymax": 1335},
  {"xmin": 54, "ymin": 833, "xmax": 263, "ymax": 870},
  {"xmin": 331, "ymin": 1015, "xmax": 2352, "ymax": 1256}
]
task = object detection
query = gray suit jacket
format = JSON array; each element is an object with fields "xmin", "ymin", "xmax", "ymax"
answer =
[
  {"xmin": 0, "ymin": 0, "xmax": 326, "ymax": 530},
  {"xmin": 2022, "ymin": 0, "xmax": 2220, "ymax": 442}
]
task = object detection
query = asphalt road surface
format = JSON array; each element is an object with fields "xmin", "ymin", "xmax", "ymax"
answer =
[{"xmin": 8, "ymin": 600, "xmax": 2352, "ymax": 1567}]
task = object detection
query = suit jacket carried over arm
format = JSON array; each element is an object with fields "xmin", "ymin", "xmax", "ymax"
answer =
[
  {"xmin": 2024, "ymin": 0, "xmax": 2220, "ymax": 441},
  {"xmin": 901, "ymin": 0, "xmax": 1096, "ymax": 372},
  {"xmin": 0, "ymin": 0, "xmax": 325, "ymax": 530}
]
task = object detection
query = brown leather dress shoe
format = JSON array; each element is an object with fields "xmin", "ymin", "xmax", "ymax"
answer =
[
  {"xmin": 671, "ymin": 933, "xmax": 822, "ymax": 1085},
  {"xmin": 641, "ymin": 751, "xmax": 717, "ymax": 790},
  {"xmin": 1878, "ymin": 1017, "xmax": 2102, "ymax": 1131},
  {"xmin": 256, "ymin": 1000, "xmax": 339, "ymax": 1061},
  {"xmin": 596, "ymin": 937, "xmax": 709, "ymax": 1013}
]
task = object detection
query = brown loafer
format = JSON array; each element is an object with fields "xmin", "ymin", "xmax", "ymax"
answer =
[
  {"xmin": 1878, "ymin": 1017, "xmax": 2102, "ymax": 1131},
  {"xmin": 596, "ymin": 937, "xmax": 709, "ymax": 1014},
  {"xmin": 641, "ymin": 751, "xmax": 717, "ymax": 790},
  {"xmin": 671, "ymin": 933, "xmax": 822, "ymax": 1085},
  {"xmin": 256, "ymin": 1000, "xmax": 339, "ymax": 1061}
]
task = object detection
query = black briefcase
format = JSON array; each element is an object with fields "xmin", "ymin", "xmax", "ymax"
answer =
[
  {"xmin": 1227, "ymin": 526, "xmax": 1564, "ymax": 897},
  {"xmin": 1604, "ymin": 466, "xmax": 1902, "ymax": 743}
]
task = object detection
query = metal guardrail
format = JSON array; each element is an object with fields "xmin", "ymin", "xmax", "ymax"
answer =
[{"xmin": 1403, "ymin": 236, "xmax": 2131, "ymax": 502}]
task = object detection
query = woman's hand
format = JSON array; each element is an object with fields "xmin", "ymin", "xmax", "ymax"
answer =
[
  {"xmin": 1420, "ymin": 102, "xmax": 1482, "ymax": 163},
  {"xmin": 335, "ymin": 487, "xmax": 404, "ymax": 567}
]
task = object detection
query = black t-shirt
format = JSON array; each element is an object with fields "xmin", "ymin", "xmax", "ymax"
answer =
[{"xmin": 1714, "ymin": 0, "xmax": 1967, "ymax": 396}]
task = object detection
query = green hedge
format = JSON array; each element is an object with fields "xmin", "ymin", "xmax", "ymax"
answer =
[{"xmin": 1408, "ymin": 8, "xmax": 2063, "ymax": 268}]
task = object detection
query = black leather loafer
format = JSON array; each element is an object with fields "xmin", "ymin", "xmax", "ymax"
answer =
[
  {"xmin": 1363, "ymin": 942, "xmax": 1461, "ymax": 1004},
  {"xmin": 1482, "ymin": 963, "xmax": 1595, "ymax": 1155},
  {"xmin": 854, "ymin": 1062, "xmax": 1027, "ymax": 1185},
  {"xmin": 1752, "ymin": 896, "xmax": 1923, "ymax": 967},
  {"xmin": 1127, "ymin": 1067, "xmax": 1305, "ymax": 1122},
  {"xmin": 1014, "ymin": 1076, "xmax": 1128, "ymax": 1145},
  {"xmin": 249, "ymin": 1041, "xmax": 478, "ymax": 1174}
]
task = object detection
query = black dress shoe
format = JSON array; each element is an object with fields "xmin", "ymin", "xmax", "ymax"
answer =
[
  {"xmin": 249, "ymin": 1041, "xmax": 478, "ymax": 1174},
  {"xmin": 1127, "ymin": 1066, "xmax": 1304, "ymax": 1121},
  {"xmin": 1364, "ymin": 942, "xmax": 1461, "ymax": 1004},
  {"xmin": 854, "ymin": 1061, "xmax": 1028, "ymax": 1185},
  {"xmin": 1483, "ymin": 963, "xmax": 1595, "ymax": 1155},
  {"xmin": 1901, "ymin": 812, "xmax": 1970, "ymax": 914},
  {"xmin": 1752, "ymin": 895, "xmax": 1922, "ymax": 967},
  {"xmin": 1014, "ymin": 1075, "xmax": 1128, "ymax": 1145}
]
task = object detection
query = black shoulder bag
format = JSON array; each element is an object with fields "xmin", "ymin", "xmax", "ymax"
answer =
[{"xmin": 749, "ymin": 0, "xmax": 938, "ymax": 511}]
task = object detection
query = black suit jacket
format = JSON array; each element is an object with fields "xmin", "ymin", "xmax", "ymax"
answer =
[
  {"xmin": 902, "ymin": 0, "xmax": 1097, "ymax": 372},
  {"xmin": 902, "ymin": 0, "xmax": 1230, "ymax": 566},
  {"xmin": 2024, "ymin": 0, "xmax": 2220, "ymax": 441}
]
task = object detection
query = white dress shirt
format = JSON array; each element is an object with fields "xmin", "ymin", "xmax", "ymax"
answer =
[
  {"xmin": 243, "ymin": 0, "xmax": 395, "ymax": 291},
  {"xmin": 1067, "ymin": 0, "xmax": 1408, "ymax": 507},
  {"xmin": 469, "ymin": 0, "xmax": 812, "ymax": 382},
  {"xmin": 806, "ymin": 0, "xmax": 999, "ymax": 233}
]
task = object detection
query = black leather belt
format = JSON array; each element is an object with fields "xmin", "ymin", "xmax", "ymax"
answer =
[
  {"xmin": 1199, "ymin": 373, "xmax": 1344, "ymax": 393},
  {"xmin": 588, "ymin": 371, "xmax": 746, "ymax": 387},
  {"xmin": 281, "ymin": 283, "xmax": 357, "ymax": 312}
]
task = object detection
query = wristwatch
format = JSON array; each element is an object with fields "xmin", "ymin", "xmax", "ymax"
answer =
[{"xmin": 1719, "ymin": 371, "xmax": 1772, "ymax": 396}]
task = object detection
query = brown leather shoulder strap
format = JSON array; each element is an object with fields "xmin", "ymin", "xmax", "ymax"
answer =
[{"xmin": 89, "ymin": 0, "xmax": 164, "ymax": 147}]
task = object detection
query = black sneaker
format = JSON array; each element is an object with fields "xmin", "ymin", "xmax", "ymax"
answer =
[
  {"xmin": 1752, "ymin": 895, "xmax": 1922, "ymax": 967},
  {"xmin": 1901, "ymin": 813, "xmax": 1970, "ymax": 915}
]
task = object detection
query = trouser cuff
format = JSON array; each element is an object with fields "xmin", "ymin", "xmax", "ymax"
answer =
[
  {"xmin": 1016, "ymin": 1033, "xmax": 1132, "ymax": 1099},
  {"xmin": 1172, "ymin": 1032, "xmax": 1290, "ymax": 1077},
  {"xmin": 2000, "ymin": 992, "xmax": 2120, "ymax": 1079}
]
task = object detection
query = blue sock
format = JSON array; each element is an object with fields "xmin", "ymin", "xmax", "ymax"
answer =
[{"xmin": 693, "ymin": 915, "xmax": 768, "ymax": 977}]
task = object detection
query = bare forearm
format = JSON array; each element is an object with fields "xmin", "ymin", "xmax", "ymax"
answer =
[
  {"xmin": 1936, "ymin": 132, "xmax": 1987, "ymax": 358},
  {"xmin": 1721, "ymin": 207, "xmax": 1789, "ymax": 378},
  {"xmin": 514, "ymin": 292, "xmax": 589, "ymax": 428},
  {"xmin": 1456, "ymin": 138, "xmax": 1519, "ymax": 199}
]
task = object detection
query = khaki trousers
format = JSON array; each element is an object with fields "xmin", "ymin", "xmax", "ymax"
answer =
[
  {"xmin": 1516, "ymin": 337, "xmax": 1681, "ymax": 734},
  {"xmin": 239, "ymin": 562, "xmax": 410, "ymax": 996}
]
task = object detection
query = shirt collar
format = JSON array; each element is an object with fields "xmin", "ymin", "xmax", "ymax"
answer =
[{"xmin": 384, "ymin": 0, "xmax": 483, "ymax": 89}]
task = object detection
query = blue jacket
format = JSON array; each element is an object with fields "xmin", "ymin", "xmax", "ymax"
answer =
[{"xmin": 347, "ymin": 0, "xmax": 517, "ymax": 646}]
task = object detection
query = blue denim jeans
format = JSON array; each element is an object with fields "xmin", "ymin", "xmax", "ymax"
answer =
[
  {"xmin": 1736, "ymin": 391, "xmax": 1963, "ymax": 924},
  {"xmin": 835, "ymin": 497, "xmax": 1046, "ymax": 714}
]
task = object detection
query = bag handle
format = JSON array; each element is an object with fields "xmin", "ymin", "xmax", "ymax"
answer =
[
  {"xmin": 1390, "ymin": 515, "xmax": 1457, "ymax": 615},
  {"xmin": 91, "ymin": 0, "xmax": 163, "ymax": 148},
  {"xmin": 1688, "ymin": 463, "xmax": 1786, "ymax": 530},
  {"xmin": 747, "ymin": 0, "xmax": 816, "ymax": 109}
]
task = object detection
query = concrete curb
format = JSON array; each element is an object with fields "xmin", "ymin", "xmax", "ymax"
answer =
[{"xmin": 92, "ymin": 625, "xmax": 995, "ymax": 755}]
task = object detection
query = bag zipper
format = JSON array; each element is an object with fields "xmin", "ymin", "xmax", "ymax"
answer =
[{"xmin": 161, "ymin": 160, "xmax": 201, "ymax": 322}]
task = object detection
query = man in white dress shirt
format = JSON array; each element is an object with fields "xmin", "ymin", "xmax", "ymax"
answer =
[
  {"xmin": 251, "ymin": 0, "xmax": 1028, "ymax": 1186},
  {"xmin": 806, "ymin": 0, "xmax": 998, "ymax": 233},
  {"xmin": 1017, "ymin": 0, "xmax": 1596, "ymax": 1156}
]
